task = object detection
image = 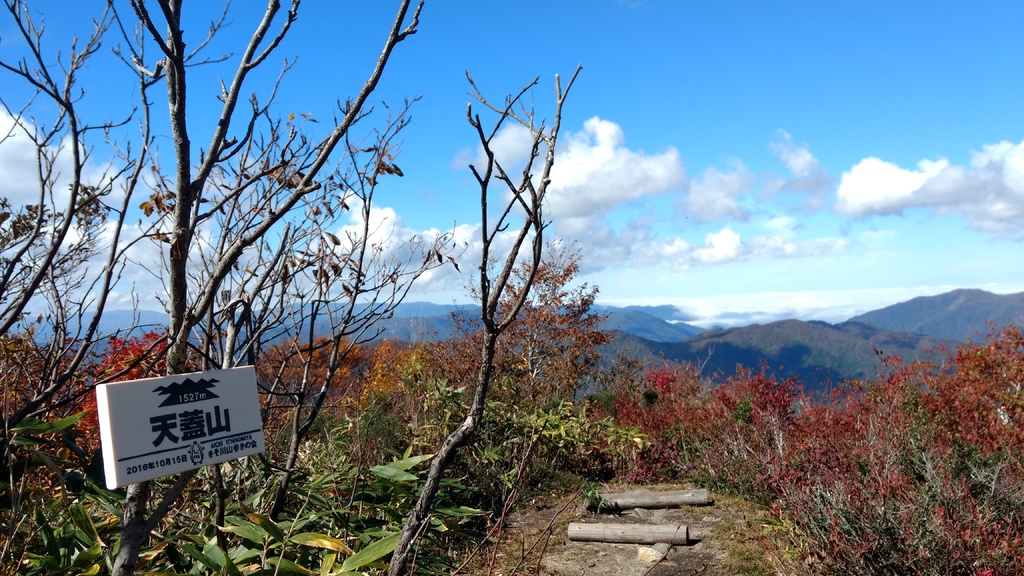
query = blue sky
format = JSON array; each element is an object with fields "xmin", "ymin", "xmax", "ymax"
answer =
[{"xmin": 3, "ymin": 1, "xmax": 1024, "ymax": 327}]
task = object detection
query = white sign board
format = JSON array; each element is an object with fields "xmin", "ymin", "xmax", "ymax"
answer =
[{"xmin": 95, "ymin": 366, "xmax": 264, "ymax": 489}]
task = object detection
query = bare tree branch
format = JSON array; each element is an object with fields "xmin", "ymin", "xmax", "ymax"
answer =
[
  {"xmin": 111, "ymin": 2, "xmax": 434, "ymax": 573},
  {"xmin": 388, "ymin": 64, "xmax": 582, "ymax": 576}
]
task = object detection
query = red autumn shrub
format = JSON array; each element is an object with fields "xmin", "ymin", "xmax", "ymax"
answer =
[
  {"xmin": 769, "ymin": 330, "xmax": 1023, "ymax": 574},
  {"xmin": 598, "ymin": 326, "xmax": 1024, "ymax": 574},
  {"xmin": 919, "ymin": 325, "xmax": 1024, "ymax": 456},
  {"xmin": 78, "ymin": 331, "xmax": 168, "ymax": 453},
  {"xmin": 607, "ymin": 366, "xmax": 704, "ymax": 481}
]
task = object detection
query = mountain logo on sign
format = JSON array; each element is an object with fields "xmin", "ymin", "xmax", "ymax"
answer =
[{"xmin": 153, "ymin": 378, "xmax": 220, "ymax": 407}]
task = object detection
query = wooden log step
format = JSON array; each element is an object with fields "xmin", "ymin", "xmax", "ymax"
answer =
[
  {"xmin": 567, "ymin": 522, "xmax": 689, "ymax": 545},
  {"xmin": 597, "ymin": 488, "xmax": 710, "ymax": 510}
]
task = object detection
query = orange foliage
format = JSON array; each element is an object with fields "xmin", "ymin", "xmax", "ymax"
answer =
[
  {"xmin": 257, "ymin": 336, "xmax": 367, "ymax": 429},
  {"xmin": 361, "ymin": 340, "xmax": 445, "ymax": 405},
  {"xmin": 0, "ymin": 332, "xmax": 48, "ymax": 418},
  {"xmin": 361, "ymin": 340, "xmax": 405, "ymax": 402},
  {"xmin": 919, "ymin": 324, "xmax": 1024, "ymax": 455},
  {"xmin": 359, "ymin": 245, "xmax": 610, "ymax": 413},
  {"xmin": 482, "ymin": 245, "xmax": 610, "ymax": 405},
  {"xmin": 361, "ymin": 339, "xmax": 405, "ymax": 402}
]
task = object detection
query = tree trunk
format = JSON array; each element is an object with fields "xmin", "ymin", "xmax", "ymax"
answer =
[
  {"xmin": 111, "ymin": 482, "xmax": 151, "ymax": 576},
  {"xmin": 388, "ymin": 332, "xmax": 499, "ymax": 575},
  {"xmin": 567, "ymin": 523, "xmax": 689, "ymax": 545},
  {"xmin": 386, "ymin": 65, "xmax": 579, "ymax": 576},
  {"xmin": 597, "ymin": 489, "xmax": 711, "ymax": 511}
]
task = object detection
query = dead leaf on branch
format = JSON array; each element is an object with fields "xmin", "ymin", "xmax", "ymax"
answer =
[
  {"xmin": 268, "ymin": 164, "xmax": 306, "ymax": 189},
  {"xmin": 375, "ymin": 158, "xmax": 404, "ymax": 177},
  {"xmin": 374, "ymin": 147, "xmax": 404, "ymax": 178},
  {"xmin": 140, "ymin": 192, "xmax": 175, "ymax": 217}
]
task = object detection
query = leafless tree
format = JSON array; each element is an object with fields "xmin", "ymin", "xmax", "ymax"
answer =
[
  {"xmin": 0, "ymin": 3, "xmax": 158, "ymax": 553},
  {"xmin": 196, "ymin": 100, "xmax": 457, "ymax": 521},
  {"xmin": 389, "ymin": 65, "xmax": 581, "ymax": 576},
  {"xmin": 3, "ymin": 0, "xmax": 447, "ymax": 573},
  {"xmin": 107, "ymin": 1, "xmax": 439, "ymax": 573},
  {"xmin": 2, "ymin": 2, "xmax": 579, "ymax": 574}
]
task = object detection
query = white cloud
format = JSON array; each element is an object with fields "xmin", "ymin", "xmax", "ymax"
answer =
[
  {"xmin": 0, "ymin": 109, "xmax": 126, "ymax": 222},
  {"xmin": 760, "ymin": 215, "xmax": 800, "ymax": 236},
  {"xmin": 835, "ymin": 156, "xmax": 948, "ymax": 216},
  {"xmin": 684, "ymin": 162, "xmax": 752, "ymax": 222},
  {"xmin": 547, "ymin": 116, "xmax": 685, "ymax": 235},
  {"xmin": 767, "ymin": 131, "xmax": 832, "ymax": 201},
  {"xmin": 977, "ymin": 141, "xmax": 1024, "ymax": 190},
  {"xmin": 693, "ymin": 227, "xmax": 742, "ymax": 263},
  {"xmin": 834, "ymin": 139, "xmax": 1024, "ymax": 234},
  {"xmin": 771, "ymin": 130, "xmax": 823, "ymax": 178},
  {"xmin": 409, "ymin": 221, "xmax": 480, "ymax": 296},
  {"xmin": 336, "ymin": 204, "xmax": 547, "ymax": 302},
  {"xmin": 0, "ymin": 110, "xmax": 151, "ymax": 315},
  {"xmin": 0, "ymin": 112, "xmax": 43, "ymax": 208},
  {"xmin": 410, "ymin": 126, "xmax": 1024, "ymax": 314},
  {"xmin": 748, "ymin": 234, "xmax": 850, "ymax": 259},
  {"xmin": 858, "ymin": 228, "xmax": 896, "ymax": 246},
  {"xmin": 452, "ymin": 121, "xmax": 537, "ymax": 178},
  {"xmin": 475, "ymin": 122, "xmax": 535, "ymax": 170},
  {"xmin": 591, "ymin": 224, "xmax": 849, "ymax": 273},
  {"xmin": 101, "ymin": 220, "xmax": 168, "ymax": 310},
  {"xmin": 339, "ymin": 200, "xmax": 404, "ymax": 249},
  {"xmin": 465, "ymin": 120, "xmax": 855, "ymax": 278}
]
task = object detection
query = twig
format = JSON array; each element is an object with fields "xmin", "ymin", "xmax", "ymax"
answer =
[
  {"xmin": 407, "ymin": 512, "xmax": 433, "ymax": 575},
  {"xmin": 485, "ymin": 485, "xmax": 520, "ymax": 574},
  {"xmin": 506, "ymin": 486, "xmax": 582, "ymax": 576},
  {"xmin": 639, "ymin": 521, "xmax": 697, "ymax": 576},
  {"xmin": 450, "ymin": 504, "xmax": 512, "ymax": 569},
  {"xmin": 452, "ymin": 432, "xmax": 539, "ymax": 575}
]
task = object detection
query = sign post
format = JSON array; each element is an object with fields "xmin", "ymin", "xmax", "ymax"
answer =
[{"xmin": 95, "ymin": 366, "xmax": 265, "ymax": 489}]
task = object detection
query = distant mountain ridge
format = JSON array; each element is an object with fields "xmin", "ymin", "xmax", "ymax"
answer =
[
  {"xmin": 592, "ymin": 304, "xmax": 697, "ymax": 323},
  {"xmin": 849, "ymin": 289, "xmax": 1024, "ymax": 341},
  {"xmin": 609, "ymin": 319, "xmax": 947, "ymax": 391},
  {"xmin": 596, "ymin": 310, "xmax": 703, "ymax": 341},
  {"xmin": 374, "ymin": 288, "xmax": 1023, "ymax": 345},
  {"xmin": 374, "ymin": 304, "xmax": 704, "ymax": 342},
  {"xmin": 83, "ymin": 289, "xmax": 1022, "ymax": 389},
  {"xmin": 89, "ymin": 289, "xmax": 1023, "ymax": 345},
  {"xmin": 598, "ymin": 289, "xmax": 1023, "ymax": 390}
]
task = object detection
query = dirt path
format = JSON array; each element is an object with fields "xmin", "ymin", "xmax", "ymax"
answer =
[{"xmin": 494, "ymin": 484, "xmax": 792, "ymax": 576}]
